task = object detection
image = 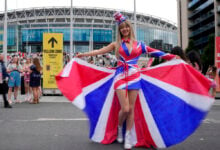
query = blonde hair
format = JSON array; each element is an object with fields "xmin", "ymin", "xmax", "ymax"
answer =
[{"xmin": 115, "ymin": 20, "xmax": 136, "ymax": 59}]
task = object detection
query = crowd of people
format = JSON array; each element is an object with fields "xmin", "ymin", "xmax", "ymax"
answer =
[{"xmin": 0, "ymin": 52, "xmax": 42, "ymax": 108}]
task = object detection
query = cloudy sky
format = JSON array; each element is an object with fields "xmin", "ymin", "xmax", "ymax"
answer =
[{"xmin": 0, "ymin": 0, "xmax": 177, "ymax": 24}]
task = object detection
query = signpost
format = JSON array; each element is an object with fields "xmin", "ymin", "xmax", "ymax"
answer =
[{"xmin": 43, "ymin": 33, "xmax": 63, "ymax": 92}]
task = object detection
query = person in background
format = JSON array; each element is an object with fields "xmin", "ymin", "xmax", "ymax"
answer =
[
  {"xmin": 171, "ymin": 46, "xmax": 187, "ymax": 61},
  {"xmin": 29, "ymin": 57, "xmax": 42, "ymax": 104},
  {"xmin": 0, "ymin": 54, "xmax": 12, "ymax": 108},
  {"xmin": 23, "ymin": 57, "xmax": 32, "ymax": 102},
  {"xmin": 7, "ymin": 56, "xmax": 22, "ymax": 104},
  {"xmin": 206, "ymin": 66, "xmax": 217, "ymax": 97},
  {"xmin": 186, "ymin": 50, "xmax": 202, "ymax": 72}
]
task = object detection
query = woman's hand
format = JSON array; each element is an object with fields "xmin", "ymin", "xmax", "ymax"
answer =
[
  {"xmin": 75, "ymin": 53, "xmax": 84, "ymax": 58},
  {"xmin": 175, "ymin": 55, "xmax": 181, "ymax": 59}
]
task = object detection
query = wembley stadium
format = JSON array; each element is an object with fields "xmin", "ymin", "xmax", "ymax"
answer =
[{"xmin": 0, "ymin": 7, "xmax": 178, "ymax": 53}]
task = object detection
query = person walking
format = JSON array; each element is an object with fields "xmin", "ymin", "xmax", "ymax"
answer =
[
  {"xmin": 0, "ymin": 54, "xmax": 12, "ymax": 108},
  {"xmin": 29, "ymin": 57, "xmax": 42, "ymax": 104}
]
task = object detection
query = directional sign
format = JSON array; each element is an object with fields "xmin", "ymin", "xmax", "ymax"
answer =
[
  {"xmin": 43, "ymin": 33, "xmax": 63, "ymax": 89},
  {"xmin": 43, "ymin": 33, "xmax": 63, "ymax": 50}
]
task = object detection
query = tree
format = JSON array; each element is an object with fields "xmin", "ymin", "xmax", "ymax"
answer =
[
  {"xmin": 201, "ymin": 34, "xmax": 215, "ymax": 73},
  {"xmin": 185, "ymin": 39, "xmax": 198, "ymax": 54}
]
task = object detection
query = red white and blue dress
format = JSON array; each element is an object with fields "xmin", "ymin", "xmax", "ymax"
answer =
[{"xmin": 56, "ymin": 41, "xmax": 214, "ymax": 149}]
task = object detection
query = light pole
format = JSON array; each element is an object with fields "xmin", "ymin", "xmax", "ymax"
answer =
[
  {"xmin": 134, "ymin": 0, "xmax": 137, "ymax": 37},
  {"xmin": 3, "ymin": 0, "xmax": 8, "ymax": 64},
  {"xmin": 70, "ymin": 0, "xmax": 73, "ymax": 58}
]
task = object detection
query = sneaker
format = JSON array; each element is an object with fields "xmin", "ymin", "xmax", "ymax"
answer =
[
  {"xmin": 117, "ymin": 126, "xmax": 123, "ymax": 143},
  {"xmin": 124, "ymin": 131, "xmax": 132, "ymax": 149}
]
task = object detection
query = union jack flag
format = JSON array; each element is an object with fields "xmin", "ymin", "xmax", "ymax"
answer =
[{"xmin": 56, "ymin": 58, "xmax": 214, "ymax": 148}]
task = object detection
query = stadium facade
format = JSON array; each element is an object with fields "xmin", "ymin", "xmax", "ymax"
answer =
[{"xmin": 0, "ymin": 7, "xmax": 178, "ymax": 53}]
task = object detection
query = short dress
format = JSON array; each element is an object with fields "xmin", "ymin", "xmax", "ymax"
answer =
[
  {"xmin": 56, "ymin": 41, "xmax": 214, "ymax": 149},
  {"xmin": 29, "ymin": 65, "xmax": 41, "ymax": 87}
]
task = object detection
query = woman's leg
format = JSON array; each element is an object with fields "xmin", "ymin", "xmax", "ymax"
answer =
[
  {"xmin": 14, "ymin": 87, "xmax": 20, "ymax": 103},
  {"xmin": 30, "ymin": 87, "xmax": 36, "ymax": 104},
  {"xmin": 116, "ymin": 89, "xmax": 130, "ymax": 126},
  {"xmin": 126, "ymin": 90, "xmax": 139, "ymax": 131},
  {"xmin": 24, "ymin": 81, "xmax": 28, "ymax": 101}
]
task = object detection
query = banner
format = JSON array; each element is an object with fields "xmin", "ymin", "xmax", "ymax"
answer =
[
  {"xmin": 215, "ymin": 37, "xmax": 220, "ymax": 91},
  {"xmin": 43, "ymin": 33, "xmax": 63, "ymax": 88}
]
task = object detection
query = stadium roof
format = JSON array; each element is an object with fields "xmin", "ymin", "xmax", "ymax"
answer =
[{"xmin": 0, "ymin": 7, "xmax": 177, "ymax": 31}]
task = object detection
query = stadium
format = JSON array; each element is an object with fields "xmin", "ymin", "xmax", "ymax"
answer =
[{"xmin": 0, "ymin": 7, "xmax": 178, "ymax": 53}]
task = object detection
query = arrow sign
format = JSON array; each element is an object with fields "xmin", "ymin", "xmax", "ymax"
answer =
[{"xmin": 48, "ymin": 37, "xmax": 58, "ymax": 48}]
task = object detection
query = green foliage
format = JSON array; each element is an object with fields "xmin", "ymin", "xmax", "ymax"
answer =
[
  {"xmin": 201, "ymin": 34, "xmax": 214, "ymax": 73},
  {"xmin": 185, "ymin": 39, "xmax": 198, "ymax": 54}
]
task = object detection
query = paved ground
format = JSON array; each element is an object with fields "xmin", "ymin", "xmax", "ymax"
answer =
[{"xmin": 0, "ymin": 96, "xmax": 220, "ymax": 150}]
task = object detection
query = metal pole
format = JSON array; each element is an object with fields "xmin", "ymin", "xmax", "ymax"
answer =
[
  {"xmin": 3, "ymin": 0, "xmax": 8, "ymax": 65},
  {"xmin": 134, "ymin": 0, "xmax": 137, "ymax": 37},
  {"xmin": 70, "ymin": 0, "xmax": 73, "ymax": 58},
  {"xmin": 16, "ymin": 23, "xmax": 19, "ymax": 53}
]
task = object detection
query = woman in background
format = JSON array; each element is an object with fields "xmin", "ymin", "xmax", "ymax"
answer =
[
  {"xmin": 29, "ymin": 57, "xmax": 42, "ymax": 104},
  {"xmin": 7, "ymin": 56, "xmax": 22, "ymax": 104},
  {"xmin": 23, "ymin": 57, "xmax": 32, "ymax": 102}
]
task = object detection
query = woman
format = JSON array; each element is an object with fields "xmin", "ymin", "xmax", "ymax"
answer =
[
  {"xmin": 7, "ymin": 56, "xmax": 22, "ymax": 104},
  {"xmin": 76, "ymin": 12, "xmax": 176, "ymax": 149},
  {"xmin": 56, "ymin": 12, "xmax": 213, "ymax": 150},
  {"xmin": 0, "ymin": 54, "xmax": 12, "ymax": 108},
  {"xmin": 186, "ymin": 50, "xmax": 202, "ymax": 72},
  {"xmin": 206, "ymin": 65, "xmax": 217, "ymax": 97},
  {"xmin": 23, "ymin": 57, "xmax": 32, "ymax": 102},
  {"xmin": 29, "ymin": 57, "xmax": 42, "ymax": 104}
]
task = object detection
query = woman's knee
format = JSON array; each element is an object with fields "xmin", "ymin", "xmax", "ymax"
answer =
[{"xmin": 121, "ymin": 105, "xmax": 130, "ymax": 114}]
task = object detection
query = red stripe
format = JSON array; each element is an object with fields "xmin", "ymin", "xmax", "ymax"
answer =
[
  {"xmin": 101, "ymin": 93, "xmax": 120, "ymax": 144},
  {"xmin": 134, "ymin": 96, "xmax": 156, "ymax": 148},
  {"xmin": 142, "ymin": 63, "xmax": 211, "ymax": 96},
  {"xmin": 114, "ymin": 72, "xmax": 140, "ymax": 89},
  {"xmin": 56, "ymin": 61, "xmax": 112, "ymax": 102}
]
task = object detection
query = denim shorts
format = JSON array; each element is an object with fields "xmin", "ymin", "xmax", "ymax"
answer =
[{"xmin": 8, "ymin": 71, "xmax": 21, "ymax": 87}]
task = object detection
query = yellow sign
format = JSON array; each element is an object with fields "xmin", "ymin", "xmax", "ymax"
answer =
[{"xmin": 43, "ymin": 33, "xmax": 63, "ymax": 89}]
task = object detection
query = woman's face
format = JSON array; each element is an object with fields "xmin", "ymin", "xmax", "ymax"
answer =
[{"xmin": 119, "ymin": 22, "xmax": 130, "ymax": 38}]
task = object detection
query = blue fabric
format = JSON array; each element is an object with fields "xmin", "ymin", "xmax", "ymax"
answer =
[
  {"xmin": 8, "ymin": 71, "xmax": 21, "ymax": 87},
  {"xmin": 141, "ymin": 79, "xmax": 207, "ymax": 147},
  {"xmin": 84, "ymin": 77, "xmax": 114, "ymax": 138},
  {"xmin": 122, "ymin": 42, "xmax": 130, "ymax": 56},
  {"xmin": 140, "ymin": 42, "xmax": 146, "ymax": 54},
  {"xmin": 150, "ymin": 51, "xmax": 166, "ymax": 58}
]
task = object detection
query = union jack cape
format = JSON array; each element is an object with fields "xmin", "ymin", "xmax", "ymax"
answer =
[{"xmin": 56, "ymin": 58, "xmax": 214, "ymax": 148}]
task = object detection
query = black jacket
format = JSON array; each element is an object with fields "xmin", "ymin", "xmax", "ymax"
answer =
[{"xmin": 0, "ymin": 60, "xmax": 9, "ymax": 80}]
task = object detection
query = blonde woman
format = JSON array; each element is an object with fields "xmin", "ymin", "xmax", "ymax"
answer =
[
  {"xmin": 76, "ymin": 12, "xmax": 176, "ymax": 149},
  {"xmin": 7, "ymin": 56, "xmax": 22, "ymax": 104}
]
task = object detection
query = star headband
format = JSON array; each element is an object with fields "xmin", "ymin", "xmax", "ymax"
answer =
[{"xmin": 113, "ymin": 12, "xmax": 126, "ymax": 25}]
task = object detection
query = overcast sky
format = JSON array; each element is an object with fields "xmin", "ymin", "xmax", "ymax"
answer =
[{"xmin": 0, "ymin": 0, "xmax": 177, "ymax": 24}]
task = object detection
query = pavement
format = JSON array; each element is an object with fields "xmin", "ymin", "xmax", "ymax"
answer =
[
  {"xmin": 1, "ymin": 95, "xmax": 220, "ymax": 105},
  {"xmin": 0, "ymin": 95, "xmax": 220, "ymax": 150}
]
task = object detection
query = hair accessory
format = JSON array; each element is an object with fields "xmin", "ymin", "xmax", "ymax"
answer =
[{"xmin": 113, "ymin": 12, "xmax": 126, "ymax": 25}]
